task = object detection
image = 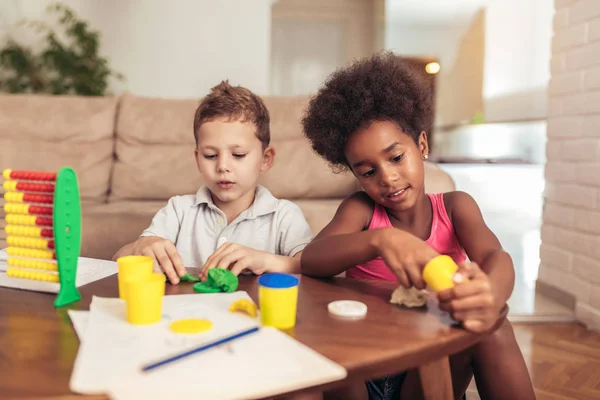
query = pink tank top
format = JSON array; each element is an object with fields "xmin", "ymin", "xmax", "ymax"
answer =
[{"xmin": 346, "ymin": 193, "xmax": 467, "ymax": 281}]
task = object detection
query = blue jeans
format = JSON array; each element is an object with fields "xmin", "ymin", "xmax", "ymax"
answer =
[
  {"xmin": 366, "ymin": 374, "xmax": 405, "ymax": 400},
  {"xmin": 366, "ymin": 373, "xmax": 467, "ymax": 400}
]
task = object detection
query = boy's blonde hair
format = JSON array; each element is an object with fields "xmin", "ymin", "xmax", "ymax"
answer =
[{"xmin": 193, "ymin": 81, "xmax": 270, "ymax": 148}]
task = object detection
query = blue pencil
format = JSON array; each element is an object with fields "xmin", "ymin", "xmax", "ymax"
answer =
[{"xmin": 141, "ymin": 326, "xmax": 260, "ymax": 372}]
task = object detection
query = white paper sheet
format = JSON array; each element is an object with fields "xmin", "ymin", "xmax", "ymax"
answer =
[
  {"xmin": 108, "ymin": 327, "xmax": 347, "ymax": 400},
  {"xmin": 67, "ymin": 292, "xmax": 255, "ymax": 343},
  {"xmin": 69, "ymin": 292, "xmax": 347, "ymax": 400},
  {"xmin": 68, "ymin": 310, "xmax": 89, "ymax": 342},
  {"xmin": 70, "ymin": 292, "xmax": 260, "ymax": 394},
  {"xmin": 0, "ymin": 248, "xmax": 118, "ymax": 293}
]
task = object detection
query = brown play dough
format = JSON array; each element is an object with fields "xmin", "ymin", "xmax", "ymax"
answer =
[{"xmin": 389, "ymin": 286, "xmax": 429, "ymax": 308}]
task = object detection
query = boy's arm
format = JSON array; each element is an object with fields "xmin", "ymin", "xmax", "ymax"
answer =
[
  {"xmin": 260, "ymin": 250, "xmax": 302, "ymax": 274},
  {"xmin": 112, "ymin": 242, "xmax": 135, "ymax": 260},
  {"xmin": 262, "ymin": 199, "xmax": 317, "ymax": 275},
  {"xmin": 111, "ymin": 197, "xmax": 181, "ymax": 258},
  {"xmin": 444, "ymin": 191, "xmax": 515, "ymax": 306},
  {"xmin": 199, "ymin": 201, "xmax": 310, "ymax": 279},
  {"xmin": 111, "ymin": 197, "xmax": 186, "ymax": 284}
]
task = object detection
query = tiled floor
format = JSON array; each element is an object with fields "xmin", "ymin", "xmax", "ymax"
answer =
[{"xmin": 438, "ymin": 164, "xmax": 574, "ymax": 322}]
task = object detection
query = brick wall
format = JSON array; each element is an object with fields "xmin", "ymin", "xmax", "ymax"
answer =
[{"xmin": 539, "ymin": 0, "xmax": 600, "ymax": 330}]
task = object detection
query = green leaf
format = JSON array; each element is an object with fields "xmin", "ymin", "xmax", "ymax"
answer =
[{"xmin": 0, "ymin": 1, "xmax": 124, "ymax": 96}]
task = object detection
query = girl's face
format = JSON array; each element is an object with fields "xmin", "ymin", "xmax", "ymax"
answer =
[{"xmin": 344, "ymin": 120, "xmax": 429, "ymax": 212}]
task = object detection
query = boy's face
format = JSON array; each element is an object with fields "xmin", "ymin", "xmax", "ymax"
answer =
[
  {"xmin": 344, "ymin": 120, "xmax": 428, "ymax": 213},
  {"xmin": 194, "ymin": 118, "xmax": 274, "ymax": 206}
]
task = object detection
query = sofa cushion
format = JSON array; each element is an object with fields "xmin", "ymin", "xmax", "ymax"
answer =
[
  {"xmin": 260, "ymin": 96, "xmax": 360, "ymax": 199},
  {"xmin": 80, "ymin": 200, "xmax": 168, "ymax": 260},
  {"xmin": 0, "ymin": 94, "xmax": 118, "ymax": 202},
  {"xmin": 292, "ymin": 199, "xmax": 344, "ymax": 236},
  {"xmin": 111, "ymin": 94, "xmax": 360, "ymax": 201},
  {"xmin": 110, "ymin": 94, "xmax": 203, "ymax": 201},
  {"xmin": 258, "ymin": 138, "xmax": 360, "ymax": 199},
  {"xmin": 423, "ymin": 162, "xmax": 456, "ymax": 193}
]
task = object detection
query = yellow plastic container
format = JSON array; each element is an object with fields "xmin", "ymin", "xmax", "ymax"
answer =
[
  {"xmin": 258, "ymin": 273, "xmax": 299, "ymax": 329},
  {"xmin": 422, "ymin": 255, "xmax": 459, "ymax": 292},
  {"xmin": 117, "ymin": 255, "xmax": 153, "ymax": 300},
  {"xmin": 125, "ymin": 272, "xmax": 166, "ymax": 325}
]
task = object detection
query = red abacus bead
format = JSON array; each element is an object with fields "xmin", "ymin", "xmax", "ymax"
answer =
[
  {"xmin": 9, "ymin": 170, "xmax": 57, "ymax": 182},
  {"xmin": 23, "ymin": 194, "xmax": 54, "ymax": 204},
  {"xmin": 41, "ymin": 228, "xmax": 53, "ymax": 238},
  {"xmin": 47, "ymin": 240, "xmax": 55, "ymax": 249},
  {"xmin": 44, "ymin": 172, "xmax": 57, "ymax": 181},
  {"xmin": 29, "ymin": 205, "xmax": 53, "ymax": 215},
  {"xmin": 35, "ymin": 217, "xmax": 53, "ymax": 227},
  {"xmin": 15, "ymin": 182, "xmax": 55, "ymax": 193}
]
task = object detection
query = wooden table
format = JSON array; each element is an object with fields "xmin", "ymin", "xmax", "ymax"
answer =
[{"xmin": 0, "ymin": 273, "xmax": 489, "ymax": 400}]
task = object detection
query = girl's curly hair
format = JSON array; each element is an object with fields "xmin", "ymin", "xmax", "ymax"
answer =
[{"xmin": 301, "ymin": 52, "xmax": 433, "ymax": 171}]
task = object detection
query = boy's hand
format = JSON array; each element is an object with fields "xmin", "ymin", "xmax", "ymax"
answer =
[
  {"xmin": 131, "ymin": 237, "xmax": 187, "ymax": 284},
  {"xmin": 437, "ymin": 262, "xmax": 502, "ymax": 333},
  {"xmin": 199, "ymin": 243, "xmax": 271, "ymax": 281},
  {"xmin": 374, "ymin": 228, "xmax": 439, "ymax": 289}
]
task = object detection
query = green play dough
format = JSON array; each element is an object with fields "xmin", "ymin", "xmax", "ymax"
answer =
[
  {"xmin": 193, "ymin": 282, "xmax": 223, "ymax": 293},
  {"xmin": 209, "ymin": 268, "xmax": 239, "ymax": 292},
  {"xmin": 180, "ymin": 273, "xmax": 200, "ymax": 282},
  {"xmin": 192, "ymin": 269, "xmax": 239, "ymax": 293}
]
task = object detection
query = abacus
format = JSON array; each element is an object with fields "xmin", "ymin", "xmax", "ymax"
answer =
[{"xmin": 2, "ymin": 167, "xmax": 82, "ymax": 307}]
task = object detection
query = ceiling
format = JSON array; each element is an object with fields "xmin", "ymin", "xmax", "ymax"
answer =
[{"xmin": 386, "ymin": 0, "xmax": 489, "ymax": 27}]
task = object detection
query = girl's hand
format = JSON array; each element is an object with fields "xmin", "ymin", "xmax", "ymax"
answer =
[
  {"xmin": 437, "ymin": 262, "xmax": 502, "ymax": 333},
  {"xmin": 373, "ymin": 228, "xmax": 439, "ymax": 289}
]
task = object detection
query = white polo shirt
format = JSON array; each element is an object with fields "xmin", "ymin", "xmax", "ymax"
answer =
[{"xmin": 140, "ymin": 185, "xmax": 313, "ymax": 268}]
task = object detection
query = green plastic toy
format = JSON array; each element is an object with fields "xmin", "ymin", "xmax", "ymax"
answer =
[
  {"xmin": 193, "ymin": 269, "xmax": 239, "ymax": 293},
  {"xmin": 53, "ymin": 167, "xmax": 82, "ymax": 307}
]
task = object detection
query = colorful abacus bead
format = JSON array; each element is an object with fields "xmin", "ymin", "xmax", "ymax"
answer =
[
  {"xmin": 6, "ymin": 236, "xmax": 55, "ymax": 250},
  {"xmin": 7, "ymin": 258, "xmax": 58, "ymax": 272},
  {"xmin": 4, "ymin": 192, "xmax": 54, "ymax": 204},
  {"xmin": 3, "ymin": 181, "xmax": 55, "ymax": 193},
  {"xmin": 6, "ymin": 267, "xmax": 59, "ymax": 282},
  {"xmin": 3, "ymin": 203, "xmax": 53, "ymax": 215},
  {"xmin": 5, "ymin": 225, "xmax": 53, "ymax": 238},
  {"xmin": 5, "ymin": 214, "xmax": 53, "ymax": 227},
  {"xmin": 6, "ymin": 247, "xmax": 56, "ymax": 260},
  {"xmin": 2, "ymin": 169, "xmax": 57, "ymax": 182}
]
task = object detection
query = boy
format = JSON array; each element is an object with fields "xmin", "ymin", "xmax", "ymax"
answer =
[{"xmin": 113, "ymin": 81, "xmax": 313, "ymax": 285}]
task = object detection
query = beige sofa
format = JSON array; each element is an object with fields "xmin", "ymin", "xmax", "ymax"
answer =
[{"xmin": 0, "ymin": 93, "xmax": 455, "ymax": 261}]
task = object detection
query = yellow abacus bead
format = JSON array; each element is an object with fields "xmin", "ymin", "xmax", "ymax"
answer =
[
  {"xmin": 6, "ymin": 236, "xmax": 51, "ymax": 250},
  {"xmin": 3, "ymin": 169, "xmax": 12, "ymax": 180},
  {"xmin": 4, "ymin": 203, "xmax": 29, "ymax": 215},
  {"xmin": 4, "ymin": 192, "xmax": 24, "ymax": 203},
  {"xmin": 7, "ymin": 257, "xmax": 58, "ymax": 272},
  {"xmin": 6, "ymin": 247, "xmax": 54, "ymax": 260},
  {"xmin": 6, "ymin": 267, "xmax": 59, "ymax": 283},
  {"xmin": 5, "ymin": 215, "xmax": 37, "ymax": 226},
  {"xmin": 5, "ymin": 225, "xmax": 43, "ymax": 238},
  {"xmin": 3, "ymin": 180, "xmax": 17, "ymax": 192}
]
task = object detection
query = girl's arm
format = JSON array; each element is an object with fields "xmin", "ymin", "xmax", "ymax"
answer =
[
  {"xmin": 445, "ymin": 191, "xmax": 515, "ymax": 305},
  {"xmin": 300, "ymin": 192, "xmax": 378, "ymax": 277},
  {"xmin": 301, "ymin": 192, "xmax": 439, "ymax": 287}
]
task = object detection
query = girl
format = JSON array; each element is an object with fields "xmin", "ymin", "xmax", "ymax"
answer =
[{"xmin": 300, "ymin": 53, "xmax": 535, "ymax": 400}]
